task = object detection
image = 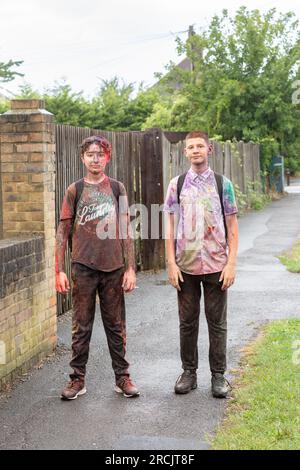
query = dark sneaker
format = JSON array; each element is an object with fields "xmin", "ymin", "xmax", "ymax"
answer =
[
  {"xmin": 211, "ymin": 373, "xmax": 231, "ymax": 398},
  {"xmin": 61, "ymin": 379, "xmax": 86, "ymax": 400},
  {"xmin": 174, "ymin": 370, "xmax": 197, "ymax": 394},
  {"xmin": 115, "ymin": 376, "xmax": 140, "ymax": 398}
]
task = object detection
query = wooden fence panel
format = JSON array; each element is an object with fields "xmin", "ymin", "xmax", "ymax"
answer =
[
  {"xmin": 253, "ymin": 144, "xmax": 261, "ymax": 190},
  {"xmin": 223, "ymin": 142, "xmax": 232, "ymax": 179},
  {"xmin": 236, "ymin": 141, "xmax": 246, "ymax": 193},
  {"xmin": 212, "ymin": 141, "xmax": 224, "ymax": 174},
  {"xmin": 139, "ymin": 129, "xmax": 165, "ymax": 271},
  {"xmin": 243, "ymin": 142, "xmax": 253, "ymax": 192},
  {"xmin": 231, "ymin": 142, "xmax": 243, "ymax": 191}
]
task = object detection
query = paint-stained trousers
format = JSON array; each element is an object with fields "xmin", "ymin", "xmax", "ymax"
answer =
[
  {"xmin": 69, "ymin": 263, "xmax": 129, "ymax": 381},
  {"xmin": 178, "ymin": 271, "xmax": 227, "ymax": 374}
]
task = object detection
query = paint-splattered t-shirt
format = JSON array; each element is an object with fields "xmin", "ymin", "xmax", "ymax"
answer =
[
  {"xmin": 164, "ymin": 167, "xmax": 238, "ymax": 275},
  {"xmin": 59, "ymin": 176, "xmax": 126, "ymax": 272}
]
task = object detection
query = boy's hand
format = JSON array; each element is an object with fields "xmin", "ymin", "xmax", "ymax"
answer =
[
  {"xmin": 55, "ymin": 272, "xmax": 70, "ymax": 294},
  {"xmin": 168, "ymin": 262, "xmax": 184, "ymax": 291},
  {"xmin": 219, "ymin": 263, "xmax": 236, "ymax": 290},
  {"xmin": 122, "ymin": 267, "xmax": 136, "ymax": 293}
]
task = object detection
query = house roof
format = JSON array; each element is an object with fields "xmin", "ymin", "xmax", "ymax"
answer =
[{"xmin": 176, "ymin": 57, "xmax": 192, "ymax": 72}]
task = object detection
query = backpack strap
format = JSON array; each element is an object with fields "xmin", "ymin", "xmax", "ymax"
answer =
[
  {"xmin": 214, "ymin": 172, "xmax": 227, "ymax": 240},
  {"xmin": 74, "ymin": 178, "xmax": 85, "ymax": 214},
  {"xmin": 108, "ymin": 178, "xmax": 124, "ymax": 253},
  {"xmin": 68, "ymin": 178, "xmax": 84, "ymax": 251},
  {"xmin": 177, "ymin": 172, "xmax": 188, "ymax": 203}
]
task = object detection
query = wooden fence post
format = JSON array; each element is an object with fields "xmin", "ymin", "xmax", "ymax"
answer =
[{"xmin": 140, "ymin": 128, "xmax": 165, "ymax": 271}]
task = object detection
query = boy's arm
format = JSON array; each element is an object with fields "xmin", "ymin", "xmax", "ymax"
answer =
[
  {"xmin": 55, "ymin": 219, "xmax": 72, "ymax": 274},
  {"xmin": 55, "ymin": 219, "xmax": 72, "ymax": 294},
  {"xmin": 118, "ymin": 185, "xmax": 136, "ymax": 293},
  {"xmin": 122, "ymin": 227, "xmax": 135, "ymax": 271},
  {"xmin": 219, "ymin": 214, "xmax": 239, "ymax": 290},
  {"xmin": 166, "ymin": 213, "xmax": 183, "ymax": 291},
  {"xmin": 55, "ymin": 184, "xmax": 76, "ymax": 293}
]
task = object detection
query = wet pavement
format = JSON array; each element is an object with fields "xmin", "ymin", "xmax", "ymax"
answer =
[{"xmin": 0, "ymin": 189, "xmax": 300, "ymax": 450}]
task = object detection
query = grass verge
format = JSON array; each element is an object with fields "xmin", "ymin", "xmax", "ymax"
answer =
[
  {"xmin": 278, "ymin": 237, "xmax": 300, "ymax": 273},
  {"xmin": 211, "ymin": 319, "xmax": 300, "ymax": 450}
]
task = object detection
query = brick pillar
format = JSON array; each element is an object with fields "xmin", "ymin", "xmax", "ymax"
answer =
[
  {"xmin": 0, "ymin": 100, "xmax": 55, "ymax": 235},
  {"xmin": 0, "ymin": 99, "xmax": 57, "ymax": 351}
]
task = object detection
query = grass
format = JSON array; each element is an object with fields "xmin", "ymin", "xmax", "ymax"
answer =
[
  {"xmin": 278, "ymin": 237, "xmax": 300, "ymax": 273},
  {"xmin": 211, "ymin": 319, "xmax": 300, "ymax": 450}
]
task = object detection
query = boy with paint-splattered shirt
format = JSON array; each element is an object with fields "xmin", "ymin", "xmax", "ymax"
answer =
[
  {"xmin": 55, "ymin": 135, "xmax": 139, "ymax": 400},
  {"xmin": 164, "ymin": 131, "xmax": 239, "ymax": 398}
]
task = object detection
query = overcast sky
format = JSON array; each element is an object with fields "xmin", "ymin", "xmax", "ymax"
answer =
[{"xmin": 1, "ymin": 0, "xmax": 299, "ymax": 99}]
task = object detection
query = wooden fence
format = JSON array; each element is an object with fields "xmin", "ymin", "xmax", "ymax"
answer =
[
  {"xmin": 55, "ymin": 126, "xmax": 261, "ymax": 314},
  {"xmin": 162, "ymin": 133, "xmax": 261, "ymax": 197}
]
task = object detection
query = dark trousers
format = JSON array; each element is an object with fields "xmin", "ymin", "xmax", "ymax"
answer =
[
  {"xmin": 177, "ymin": 271, "xmax": 227, "ymax": 374},
  {"xmin": 69, "ymin": 263, "xmax": 129, "ymax": 381}
]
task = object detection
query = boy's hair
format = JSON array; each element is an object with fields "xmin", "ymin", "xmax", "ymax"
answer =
[
  {"xmin": 80, "ymin": 135, "xmax": 112, "ymax": 159},
  {"xmin": 185, "ymin": 131, "xmax": 210, "ymax": 145}
]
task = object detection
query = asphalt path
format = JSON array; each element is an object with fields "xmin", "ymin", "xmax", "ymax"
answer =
[{"xmin": 0, "ymin": 186, "xmax": 300, "ymax": 450}]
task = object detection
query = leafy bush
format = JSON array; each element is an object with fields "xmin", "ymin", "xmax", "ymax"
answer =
[{"xmin": 234, "ymin": 184, "xmax": 247, "ymax": 216}]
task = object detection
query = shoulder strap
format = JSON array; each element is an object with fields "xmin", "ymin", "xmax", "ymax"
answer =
[
  {"xmin": 177, "ymin": 172, "xmax": 188, "ymax": 203},
  {"xmin": 74, "ymin": 178, "xmax": 85, "ymax": 215},
  {"xmin": 68, "ymin": 178, "xmax": 84, "ymax": 252},
  {"xmin": 214, "ymin": 172, "xmax": 227, "ymax": 240}
]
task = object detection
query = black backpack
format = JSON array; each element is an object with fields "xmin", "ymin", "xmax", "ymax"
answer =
[
  {"xmin": 176, "ymin": 171, "xmax": 227, "ymax": 240},
  {"xmin": 68, "ymin": 177, "xmax": 120, "ymax": 251}
]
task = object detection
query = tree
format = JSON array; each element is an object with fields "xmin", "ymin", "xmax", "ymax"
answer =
[
  {"xmin": 44, "ymin": 80, "xmax": 95, "ymax": 127},
  {"xmin": 0, "ymin": 99, "xmax": 9, "ymax": 114},
  {"xmin": 15, "ymin": 83, "xmax": 41, "ymax": 99},
  {"xmin": 0, "ymin": 59, "xmax": 23, "ymax": 83},
  {"xmin": 146, "ymin": 7, "xmax": 300, "ymax": 171},
  {"xmin": 15, "ymin": 78, "xmax": 157, "ymax": 131},
  {"xmin": 16, "ymin": 80, "xmax": 94, "ymax": 126},
  {"xmin": 0, "ymin": 58, "xmax": 23, "ymax": 113},
  {"xmin": 91, "ymin": 78, "xmax": 158, "ymax": 130},
  {"xmin": 91, "ymin": 78, "xmax": 133, "ymax": 130},
  {"xmin": 126, "ymin": 84, "xmax": 159, "ymax": 130}
]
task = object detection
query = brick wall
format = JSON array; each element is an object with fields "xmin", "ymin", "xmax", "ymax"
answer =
[
  {"xmin": 0, "ymin": 99, "xmax": 57, "ymax": 390},
  {"xmin": 0, "ymin": 237, "xmax": 56, "ymax": 389}
]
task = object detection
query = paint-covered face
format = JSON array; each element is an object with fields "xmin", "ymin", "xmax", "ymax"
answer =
[
  {"xmin": 81, "ymin": 143, "xmax": 110, "ymax": 175},
  {"xmin": 185, "ymin": 137, "xmax": 211, "ymax": 168}
]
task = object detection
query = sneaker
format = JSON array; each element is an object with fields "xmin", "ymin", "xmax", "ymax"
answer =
[
  {"xmin": 115, "ymin": 376, "xmax": 140, "ymax": 398},
  {"xmin": 211, "ymin": 373, "xmax": 231, "ymax": 398},
  {"xmin": 174, "ymin": 369, "xmax": 197, "ymax": 394},
  {"xmin": 61, "ymin": 378, "xmax": 87, "ymax": 400}
]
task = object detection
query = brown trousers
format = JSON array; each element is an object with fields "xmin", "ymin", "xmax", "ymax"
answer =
[
  {"xmin": 69, "ymin": 263, "xmax": 129, "ymax": 381},
  {"xmin": 178, "ymin": 271, "xmax": 227, "ymax": 374}
]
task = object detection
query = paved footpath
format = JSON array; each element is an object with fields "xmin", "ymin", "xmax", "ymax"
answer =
[{"xmin": 1, "ymin": 187, "xmax": 300, "ymax": 450}]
